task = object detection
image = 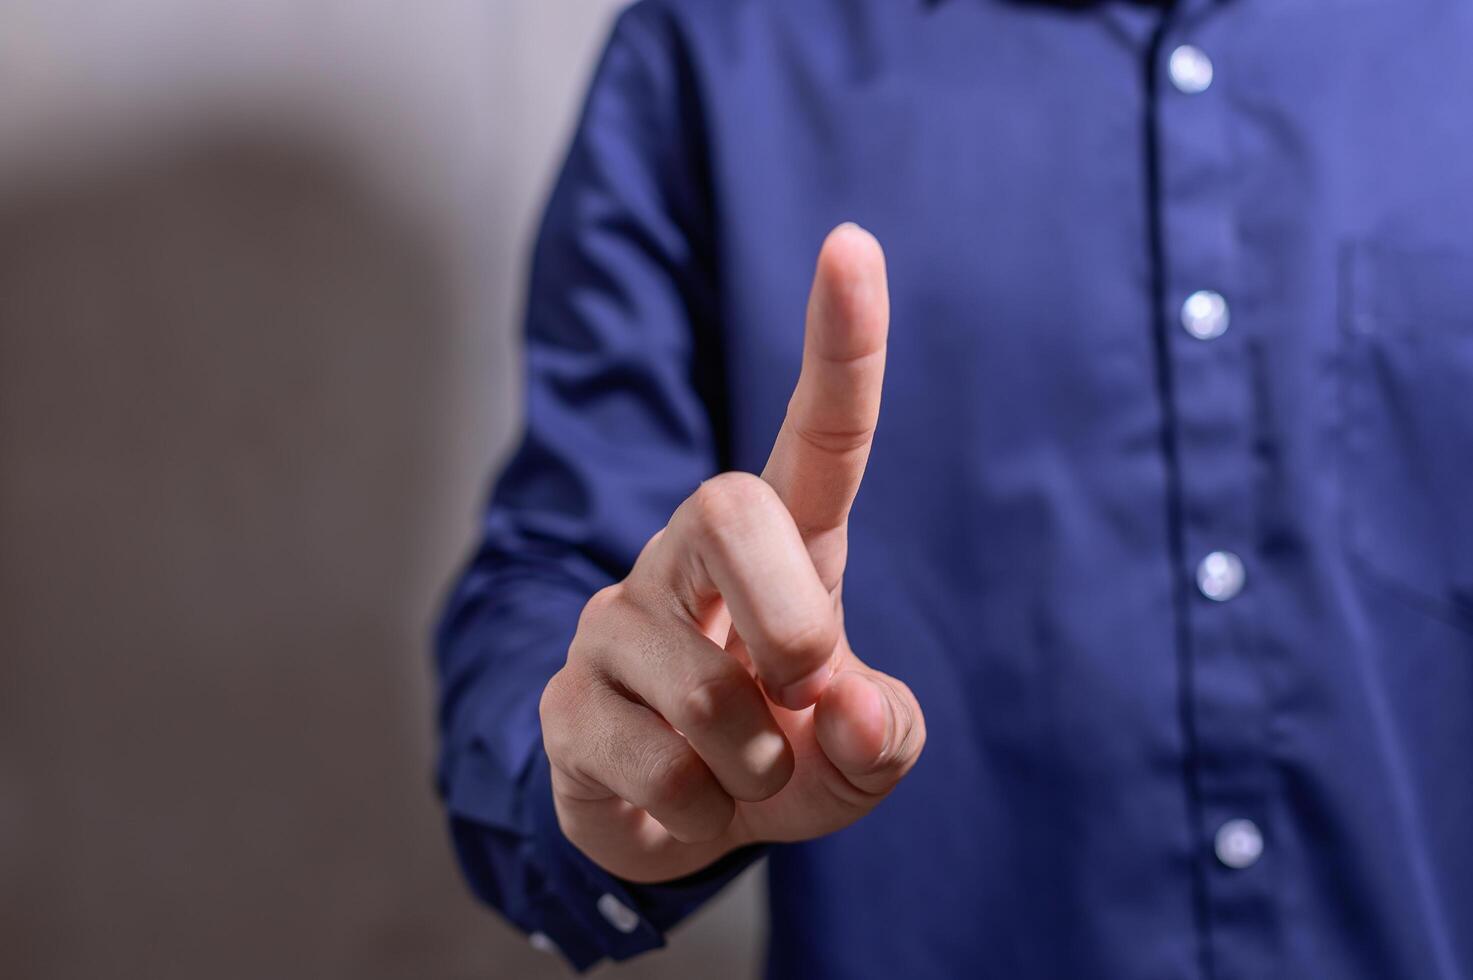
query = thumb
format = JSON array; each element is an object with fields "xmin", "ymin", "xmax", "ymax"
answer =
[{"xmin": 813, "ymin": 665, "xmax": 925, "ymax": 797}]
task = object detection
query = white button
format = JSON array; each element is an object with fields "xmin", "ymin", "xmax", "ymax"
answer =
[
  {"xmin": 528, "ymin": 931, "xmax": 559, "ymax": 955},
  {"xmin": 596, "ymin": 893, "xmax": 641, "ymax": 934},
  {"xmin": 1181, "ymin": 289, "xmax": 1230, "ymax": 340},
  {"xmin": 1169, "ymin": 44, "xmax": 1214, "ymax": 94},
  {"xmin": 1197, "ymin": 550, "xmax": 1245, "ymax": 601},
  {"xmin": 1215, "ymin": 818, "xmax": 1264, "ymax": 869}
]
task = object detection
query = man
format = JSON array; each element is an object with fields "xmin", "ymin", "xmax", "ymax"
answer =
[{"xmin": 434, "ymin": 0, "xmax": 1473, "ymax": 976}]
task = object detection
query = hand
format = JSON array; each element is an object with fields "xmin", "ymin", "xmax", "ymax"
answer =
[{"xmin": 539, "ymin": 223, "xmax": 925, "ymax": 883}]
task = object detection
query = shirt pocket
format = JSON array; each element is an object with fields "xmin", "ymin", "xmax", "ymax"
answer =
[{"xmin": 1339, "ymin": 241, "xmax": 1473, "ymax": 631}]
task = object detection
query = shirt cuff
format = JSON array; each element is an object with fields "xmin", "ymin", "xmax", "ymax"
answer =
[{"xmin": 523, "ymin": 749, "xmax": 768, "ymax": 970}]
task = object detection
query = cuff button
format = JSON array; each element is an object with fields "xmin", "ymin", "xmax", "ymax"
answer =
[{"xmin": 597, "ymin": 893, "xmax": 641, "ymax": 934}]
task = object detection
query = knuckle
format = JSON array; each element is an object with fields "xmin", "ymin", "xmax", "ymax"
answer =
[
  {"xmin": 570, "ymin": 585, "xmax": 636, "ymax": 664},
  {"xmin": 575, "ymin": 584, "xmax": 622, "ymax": 634},
  {"xmin": 539, "ymin": 668, "xmax": 568, "ymax": 719},
  {"xmin": 676, "ymin": 668, "xmax": 752, "ymax": 734},
  {"xmin": 689, "ymin": 471, "xmax": 773, "ymax": 538},
  {"xmin": 538, "ymin": 670, "xmax": 576, "ymax": 757},
  {"xmin": 539, "ymin": 667, "xmax": 619, "ymax": 768}
]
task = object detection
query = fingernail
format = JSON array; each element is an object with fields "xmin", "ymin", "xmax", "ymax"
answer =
[
  {"xmin": 869, "ymin": 675, "xmax": 897, "ymax": 760},
  {"xmin": 776, "ymin": 661, "xmax": 833, "ymax": 710}
]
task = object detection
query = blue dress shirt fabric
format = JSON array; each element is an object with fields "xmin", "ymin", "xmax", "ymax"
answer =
[{"xmin": 435, "ymin": 1, "xmax": 1473, "ymax": 976}]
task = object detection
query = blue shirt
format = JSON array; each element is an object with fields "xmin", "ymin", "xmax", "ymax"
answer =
[{"xmin": 434, "ymin": 1, "xmax": 1473, "ymax": 976}]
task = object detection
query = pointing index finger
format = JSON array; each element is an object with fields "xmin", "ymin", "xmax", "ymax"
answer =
[{"xmin": 761, "ymin": 223, "xmax": 889, "ymax": 585}]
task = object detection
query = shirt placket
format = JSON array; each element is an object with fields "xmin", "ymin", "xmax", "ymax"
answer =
[{"xmin": 1152, "ymin": 3, "xmax": 1278, "ymax": 978}]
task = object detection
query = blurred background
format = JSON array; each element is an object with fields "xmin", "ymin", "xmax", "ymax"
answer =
[{"xmin": 0, "ymin": 2, "xmax": 760, "ymax": 977}]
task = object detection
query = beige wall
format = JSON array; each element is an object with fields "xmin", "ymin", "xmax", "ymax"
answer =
[{"xmin": 0, "ymin": 3, "xmax": 761, "ymax": 977}]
